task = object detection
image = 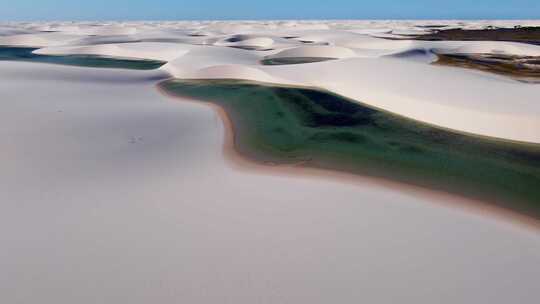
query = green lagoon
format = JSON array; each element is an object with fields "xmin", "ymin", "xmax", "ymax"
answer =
[
  {"xmin": 0, "ymin": 47, "xmax": 165, "ymax": 70},
  {"xmin": 261, "ymin": 57, "xmax": 336, "ymax": 65},
  {"xmin": 161, "ymin": 79, "xmax": 540, "ymax": 219}
]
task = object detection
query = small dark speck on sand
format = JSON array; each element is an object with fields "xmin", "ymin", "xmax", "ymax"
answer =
[{"xmin": 129, "ymin": 136, "xmax": 144, "ymax": 144}]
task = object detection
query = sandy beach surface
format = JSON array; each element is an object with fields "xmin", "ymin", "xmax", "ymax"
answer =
[
  {"xmin": 1, "ymin": 20, "xmax": 540, "ymax": 303},
  {"xmin": 1, "ymin": 60, "xmax": 540, "ymax": 304}
]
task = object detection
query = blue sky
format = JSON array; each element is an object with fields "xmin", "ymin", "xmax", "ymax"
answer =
[{"xmin": 2, "ymin": 0, "xmax": 539, "ymax": 21}]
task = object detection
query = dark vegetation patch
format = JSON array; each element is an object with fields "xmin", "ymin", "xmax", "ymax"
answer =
[
  {"xmin": 412, "ymin": 27, "xmax": 540, "ymax": 45},
  {"xmin": 225, "ymin": 35, "xmax": 252, "ymax": 43},
  {"xmin": 435, "ymin": 53, "xmax": 540, "ymax": 83}
]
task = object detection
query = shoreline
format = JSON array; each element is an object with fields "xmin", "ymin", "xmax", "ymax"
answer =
[{"xmin": 156, "ymin": 81, "xmax": 540, "ymax": 232}]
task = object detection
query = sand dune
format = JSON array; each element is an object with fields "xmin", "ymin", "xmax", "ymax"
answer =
[
  {"xmin": 1, "ymin": 20, "xmax": 540, "ymax": 304},
  {"xmin": 4, "ymin": 19, "xmax": 540, "ymax": 150},
  {"xmin": 35, "ymin": 42, "xmax": 191, "ymax": 61},
  {"xmin": 12, "ymin": 20, "xmax": 539, "ymax": 142},
  {"xmin": 2, "ymin": 60, "xmax": 540, "ymax": 304},
  {"xmin": 266, "ymin": 45, "xmax": 357, "ymax": 59},
  {"xmin": 0, "ymin": 32, "xmax": 83, "ymax": 47}
]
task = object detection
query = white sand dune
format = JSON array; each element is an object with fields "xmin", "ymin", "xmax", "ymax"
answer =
[
  {"xmin": 0, "ymin": 32, "xmax": 84, "ymax": 47},
  {"xmin": 192, "ymin": 64, "xmax": 279, "ymax": 82},
  {"xmin": 1, "ymin": 60, "xmax": 540, "ymax": 304},
  {"xmin": 86, "ymin": 25, "xmax": 138, "ymax": 36},
  {"xmin": 214, "ymin": 34, "xmax": 275, "ymax": 48},
  {"xmin": 35, "ymin": 42, "xmax": 190, "ymax": 61},
  {"xmin": 0, "ymin": 26, "xmax": 34, "ymax": 36},
  {"xmin": 259, "ymin": 57, "xmax": 540, "ymax": 143},
  {"xmin": 1, "ymin": 21, "xmax": 540, "ymax": 304},
  {"xmin": 266, "ymin": 45, "xmax": 357, "ymax": 59},
  {"xmin": 166, "ymin": 38, "xmax": 540, "ymax": 142}
]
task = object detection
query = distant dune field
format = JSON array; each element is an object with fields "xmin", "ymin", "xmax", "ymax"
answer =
[{"xmin": 1, "ymin": 20, "xmax": 539, "ymax": 304}]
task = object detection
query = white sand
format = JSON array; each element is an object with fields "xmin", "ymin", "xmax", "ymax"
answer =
[
  {"xmin": 1, "ymin": 21, "xmax": 540, "ymax": 303},
  {"xmin": 1, "ymin": 60, "xmax": 540, "ymax": 304}
]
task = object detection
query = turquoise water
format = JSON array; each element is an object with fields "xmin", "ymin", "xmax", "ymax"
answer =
[
  {"xmin": 161, "ymin": 79, "xmax": 540, "ymax": 220},
  {"xmin": 0, "ymin": 47, "xmax": 165, "ymax": 70},
  {"xmin": 261, "ymin": 57, "xmax": 336, "ymax": 65}
]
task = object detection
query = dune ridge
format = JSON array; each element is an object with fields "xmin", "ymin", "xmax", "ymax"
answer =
[{"xmin": 13, "ymin": 20, "xmax": 540, "ymax": 143}]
